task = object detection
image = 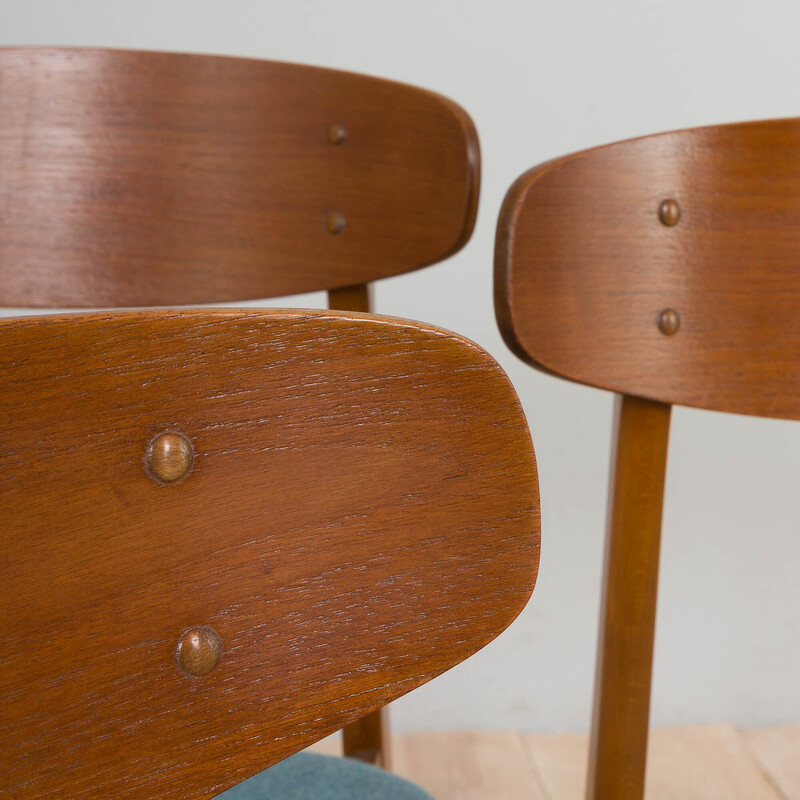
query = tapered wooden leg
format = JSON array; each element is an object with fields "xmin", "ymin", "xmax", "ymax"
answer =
[
  {"xmin": 327, "ymin": 283, "xmax": 373, "ymax": 315},
  {"xmin": 586, "ymin": 394, "xmax": 672, "ymax": 800},
  {"xmin": 327, "ymin": 281, "xmax": 391, "ymax": 769},
  {"xmin": 342, "ymin": 705, "xmax": 392, "ymax": 769}
]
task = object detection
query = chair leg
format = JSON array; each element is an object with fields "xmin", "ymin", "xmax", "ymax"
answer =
[
  {"xmin": 327, "ymin": 281, "xmax": 391, "ymax": 770},
  {"xmin": 586, "ymin": 394, "xmax": 672, "ymax": 800},
  {"xmin": 342, "ymin": 706, "xmax": 392, "ymax": 769},
  {"xmin": 327, "ymin": 283, "xmax": 373, "ymax": 315}
]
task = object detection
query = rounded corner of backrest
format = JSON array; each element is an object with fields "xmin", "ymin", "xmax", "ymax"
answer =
[
  {"xmin": 413, "ymin": 88, "xmax": 481, "ymax": 265},
  {"xmin": 451, "ymin": 98, "xmax": 482, "ymax": 254},
  {"xmin": 439, "ymin": 321, "xmax": 541, "ymax": 612},
  {"xmin": 493, "ymin": 158, "xmax": 577, "ymax": 375},
  {"xmin": 493, "ymin": 174, "xmax": 529, "ymax": 364}
]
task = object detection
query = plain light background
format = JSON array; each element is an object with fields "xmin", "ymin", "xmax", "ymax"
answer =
[{"xmin": 2, "ymin": 0, "xmax": 798, "ymax": 734}]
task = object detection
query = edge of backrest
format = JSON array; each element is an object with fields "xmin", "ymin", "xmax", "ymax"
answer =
[
  {"xmin": 431, "ymin": 91, "xmax": 481, "ymax": 263},
  {"xmin": 494, "ymin": 153, "xmax": 573, "ymax": 371}
]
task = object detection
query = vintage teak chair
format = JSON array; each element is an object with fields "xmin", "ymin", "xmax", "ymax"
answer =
[
  {"xmin": 0, "ymin": 45, "xmax": 480, "ymax": 772},
  {"xmin": 0, "ymin": 308, "xmax": 540, "ymax": 799},
  {"xmin": 494, "ymin": 118, "xmax": 800, "ymax": 800}
]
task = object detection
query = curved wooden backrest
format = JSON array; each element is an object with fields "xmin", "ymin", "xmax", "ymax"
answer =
[
  {"xmin": 0, "ymin": 309, "xmax": 539, "ymax": 799},
  {"xmin": 495, "ymin": 117, "xmax": 800, "ymax": 420},
  {"xmin": 0, "ymin": 48, "xmax": 479, "ymax": 307}
]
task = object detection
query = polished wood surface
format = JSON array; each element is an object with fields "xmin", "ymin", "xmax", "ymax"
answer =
[
  {"xmin": 0, "ymin": 308, "xmax": 539, "ymax": 799},
  {"xmin": 495, "ymin": 117, "xmax": 800, "ymax": 420},
  {"xmin": 586, "ymin": 395, "xmax": 671, "ymax": 800},
  {"xmin": 0, "ymin": 47, "xmax": 479, "ymax": 307},
  {"xmin": 327, "ymin": 280, "xmax": 389, "ymax": 766}
]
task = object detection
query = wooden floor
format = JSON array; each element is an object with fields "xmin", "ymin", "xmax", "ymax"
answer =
[{"xmin": 309, "ymin": 724, "xmax": 800, "ymax": 800}]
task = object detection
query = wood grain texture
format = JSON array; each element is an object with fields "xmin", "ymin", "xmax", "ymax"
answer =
[
  {"xmin": 587, "ymin": 395, "xmax": 672, "ymax": 800},
  {"xmin": 495, "ymin": 117, "xmax": 800, "ymax": 419},
  {"xmin": 326, "ymin": 280, "xmax": 391, "ymax": 767},
  {"xmin": 0, "ymin": 47, "xmax": 479, "ymax": 307},
  {"xmin": 0, "ymin": 308, "xmax": 539, "ymax": 799}
]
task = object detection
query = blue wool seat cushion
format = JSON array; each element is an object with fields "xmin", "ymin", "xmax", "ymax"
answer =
[{"xmin": 216, "ymin": 752, "xmax": 434, "ymax": 800}]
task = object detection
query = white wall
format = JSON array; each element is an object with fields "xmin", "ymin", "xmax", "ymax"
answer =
[{"xmin": 2, "ymin": 0, "xmax": 798, "ymax": 734}]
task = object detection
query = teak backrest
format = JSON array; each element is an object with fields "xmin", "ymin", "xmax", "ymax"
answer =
[
  {"xmin": 0, "ymin": 47, "xmax": 479, "ymax": 308},
  {"xmin": 0, "ymin": 46, "xmax": 481, "ymax": 769},
  {"xmin": 495, "ymin": 118, "xmax": 800, "ymax": 800},
  {"xmin": 0, "ymin": 309, "xmax": 540, "ymax": 800},
  {"xmin": 496, "ymin": 117, "xmax": 800, "ymax": 420}
]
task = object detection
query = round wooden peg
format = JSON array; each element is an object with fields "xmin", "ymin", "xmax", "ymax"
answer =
[
  {"xmin": 327, "ymin": 123, "xmax": 347, "ymax": 144},
  {"xmin": 657, "ymin": 308, "xmax": 681, "ymax": 336},
  {"xmin": 175, "ymin": 626, "xmax": 223, "ymax": 677},
  {"xmin": 145, "ymin": 432, "xmax": 194, "ymax": 484},
  {"xmin": 658, "ymin": 198, "xmax": 681, "ymax": 226},
  {"xmin": 326, "ymin": 212, "xmax": 346, "ymax": 234}
]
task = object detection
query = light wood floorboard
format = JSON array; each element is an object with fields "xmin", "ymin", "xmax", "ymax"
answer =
[
  {"xmin": 304, "ymin": 724, "xmax": 798, "ymax": 800},
  {"xmin": 744, "ymin": 725, "xmax": 800, "ymax": 800},
  {"xmin": 392, "ymin": 731, "xmax": 549, "ymax": 800},
  {"xmin": 525, "ymin": 723, "xmax": 787, "ymax": 800}
]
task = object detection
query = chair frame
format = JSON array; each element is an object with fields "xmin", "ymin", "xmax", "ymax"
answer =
[{"xmin": 495, "ymin": 117, "xmax": 800, "ymax": 800}]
